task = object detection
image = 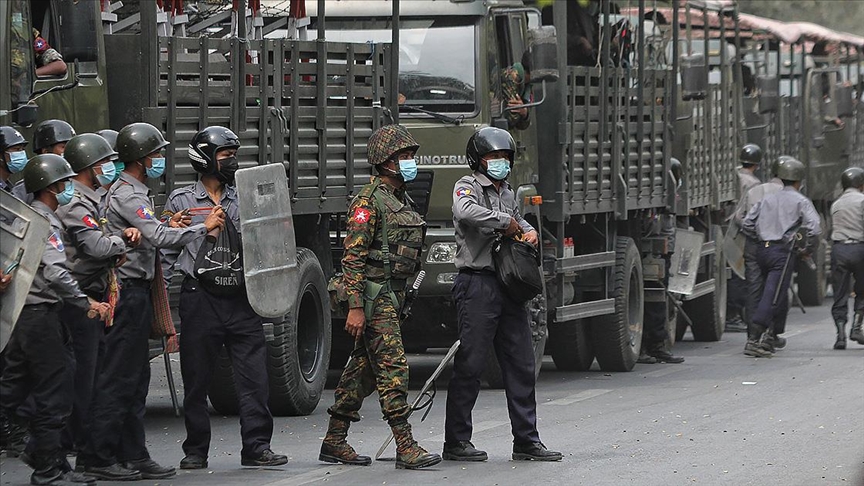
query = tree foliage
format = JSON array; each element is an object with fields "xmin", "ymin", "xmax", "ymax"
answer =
[{"xmin": 737, "ymin": 0, "xmax": 864, "ymax": 37}]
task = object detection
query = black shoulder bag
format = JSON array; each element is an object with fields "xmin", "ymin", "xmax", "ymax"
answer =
[
  {"xmin": 479, "ymin": 184, "xmax": 543, "ymax": 303},
  {"xmin": 193, "ymin": 208, "xmax": 245, "ymax": 296}
]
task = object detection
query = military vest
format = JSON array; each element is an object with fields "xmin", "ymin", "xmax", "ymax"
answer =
[{"xmin": 360, "ymin": 179, "xmax": 426, "ymax": 281}]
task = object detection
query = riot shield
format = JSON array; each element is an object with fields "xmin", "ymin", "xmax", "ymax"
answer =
[
  {"xmin": 723, "ymin": 221, "xmax": 746, "ymax": 279},
  {"xmin": 1, "ymin": 191, "xmax": 51, "ymax": 351},
  {"xmin": 667, "ymin": 229, "xmax": 705, "ymax": 296},
  {"xmin": 235, "ymin": 164, "xmax": 299, "ymax": 318}
]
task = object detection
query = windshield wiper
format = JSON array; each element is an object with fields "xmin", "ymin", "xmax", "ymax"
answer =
[{"xmin": 399, "ymin": 104, "xmax": 464, "ymax": 125}]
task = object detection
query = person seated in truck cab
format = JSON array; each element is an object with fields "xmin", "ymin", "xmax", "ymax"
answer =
[{"xmin": 33, "ymin": 28, "xmax": 66, "ymax": 77}]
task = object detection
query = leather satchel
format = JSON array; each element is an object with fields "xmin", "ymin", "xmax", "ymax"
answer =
[{"xmin": 491, "ymin": 234, "xmax": 543, "ymax": 303}]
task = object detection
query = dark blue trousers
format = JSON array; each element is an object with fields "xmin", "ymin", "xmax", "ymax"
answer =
[
  {"xmin": 445, "ymin": 271, "xmax": 540, "ymax": 446},
  {"xmin": 830, "ymin": 242, "xmax": 864, "ymax": 322},
  {"xmin": 60, "ymin": 303, "xmax": 104, "ymax": 453},
  {"xmin": 745, "ymin": 239, "xmax": 789, "ymax": 335},
  {"xmin": 79, "ymin": 285, "xmax": 152, "ymax": 467},
  {"xmin": 178, "ymin": 278, "xmax": 272, "ymax": 459},
  {"xmin": 752, "ymin": 243, "xmax": 796, "ymax": 332}
]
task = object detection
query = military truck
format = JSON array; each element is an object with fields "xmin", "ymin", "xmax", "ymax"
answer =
[{"xmin": 1, "ymin": 0, "xmax": 395, "ymax": 415}]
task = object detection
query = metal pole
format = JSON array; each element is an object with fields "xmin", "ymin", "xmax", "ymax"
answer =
[
  {"xmin": 317, "ymin": 0, "xmax": 325, "ymax": 40},
  {"xmin": 390, "ymin": 0, "xmax": 400, "ymax": 122}
]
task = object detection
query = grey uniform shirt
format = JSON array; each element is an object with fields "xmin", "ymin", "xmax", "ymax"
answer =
[
  {"xmin": 161, "ymin": 181, "xmax": 240, "ymax": 286},
  {"xmin": 55, "ymin": 180, "xmax": 126, "ymax": 295},
  {"xmin": 743, "ymin": 186, "xmax": 822, "ymax": 243},
  {"xmin": 830, "ymin": 188, "xmax": 864, "ymax": 242},
  {"xmin": 105, "ymin": 173, "xmax": 207, "ymax": 281},
  {"xmin": 737, "ymin": 168, "xmax": 760, "ymax": 197},
  {"xmin": 27, "ymin": 200, "xmax": 89, "ymax": 310},
  {"xmin": 452, "ymin": 172, "xmax": 534, "ymax": 272},
  {"xmin": 735, "ymin": 177, "xmax": 783, "ymax": 225},
  {"xmin": 11, "ymin": 180, "xmax": 32, "ymax": 204}
]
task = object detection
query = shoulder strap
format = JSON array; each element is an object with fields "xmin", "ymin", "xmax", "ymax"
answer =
[
  {"xmin": 371, "ymin": 190, "xmax": 392, "ymax": 281},
  {"xmin": 472, "ymin": 175, "xmax": 494, "ymax": 211}
]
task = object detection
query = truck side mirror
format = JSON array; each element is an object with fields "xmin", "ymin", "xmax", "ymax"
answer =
[
  {"xmin": 836, "ymin": 84, "xmax": 854, "ymax": 118},
  {"xmin": 681, "ymin": 54, "xmax": 707, "ymax": 101},
  {"xmin": 757, "ymin": 75, "xmax": 779, "ymax": 114},
  {"xmin": 12, "ymin": 104, "xmax": 38, "ymax": 127},
  {"xmin": 527, "ymin": 25, "xmax": 559, "ymax": 84}
]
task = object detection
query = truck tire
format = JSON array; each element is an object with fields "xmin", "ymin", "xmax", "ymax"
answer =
[
  {"xmin": 686, "ymin": 243, "xmax": 727, "ymax": 342},
  {"xmin": 482, "ymin": 294, "xmax": 548, "ymax": 388},
  {"xmin": 797, "ymin": 237, "xmax": 827, "ymax": 306},
  {"xmin": 590, "ymin": 237, "xmax": 643, "ymax": 372},
  {"xmin": 208, "ymin": 248, "xmax": 332, "ymax": 417},
  {"xmin": 208, "ymin": 347, "xmax": 240, "ymax": 415},
  {"xmin": 549, "ymin": 320, "xmax": 594, "ymax": 371},
  {"xmin": 268, "ymin": 247, "xmax": 332, "ymax": 416}
]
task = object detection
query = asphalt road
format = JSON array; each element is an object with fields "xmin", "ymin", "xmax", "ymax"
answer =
[{"xmin": 2, "ymin": 301, "xmax": 863, "ymax": 486}]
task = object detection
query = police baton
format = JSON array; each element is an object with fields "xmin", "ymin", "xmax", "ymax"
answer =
[
  {"xmin": 772, "ymin": 233, "xmax": 805, "ymax": 307},
  {"xmin": 374, "ymin": 339, "xmax": 460, "ymax": 461}
]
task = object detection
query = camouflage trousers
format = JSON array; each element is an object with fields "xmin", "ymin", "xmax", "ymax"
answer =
[{"xmin": 328, "ymin": 292, "xmax": 410, "ymax": 425}]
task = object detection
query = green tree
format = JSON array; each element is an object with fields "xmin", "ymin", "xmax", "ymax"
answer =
[{"xmin": 738, "ymin": 0, "xmax": 864, "ymax": 37}]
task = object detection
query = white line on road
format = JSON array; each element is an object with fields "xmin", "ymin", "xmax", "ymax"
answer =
[{"xmin": 543, "ymin": 389, "xmax": 612, "ymax": 406}]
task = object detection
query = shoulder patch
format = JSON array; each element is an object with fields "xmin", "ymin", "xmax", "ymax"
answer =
[
  {"xmin": 136, "ymin": 205, "xmax": 155, "ymax": 220},
  {"xmin": 48, "ymin": 232, "xmax": 65, "ymax": 252},
  {"xmin": 455, "ymin": 187, "xmax": 472, "ymax": 197},
  {"xmin": 352, "ymin": 207, "xmax": 371, "ymax": 224},
  {"xmin": 82, "ymin": 215, "xmax": 99, "ymax": 229}
]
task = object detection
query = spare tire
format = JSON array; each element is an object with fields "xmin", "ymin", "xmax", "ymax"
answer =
[{"xmin": 549, "ymin": 319, "xmax": 594, "ymax": 371}]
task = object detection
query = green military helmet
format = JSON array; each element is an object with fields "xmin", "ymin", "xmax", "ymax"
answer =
[
  {"xmin": 23, "ymin": 153, "xmax": 76, "ymax": 193},
  {"xmin": 32, "ymin": 119, "xmax": 76, "ymax": 152},
  {"xmin": 116, "ymin": 122, "xmax": 170, "ymax": 163},
  {"xmin": 770, "ymin": 155, "xmax": 795, "ymax": 178},
  {"xmin": 367, "ymin": 124, "xmax": 419, "ymax": 166},
  {"xmin": 64, "ymin": 133, "xmax": 119, "ymax": 172},
  {"xmin": 841, "ymin": 167, "xmax": 864, "ymax": 190},
  {"xmin": 0, "ymin": 126, "xmax": 28, "ymax": 151},
  {"xmin": 739, "ymin": 144, "xmax": 762, "ymax": 166},
  {"xmin": 96, "ymin": 129, "xmax": 119, "ymax": 149},
  {"xmin": 776, "ymin": 156, "xmax": 805, "ymax": 182}
]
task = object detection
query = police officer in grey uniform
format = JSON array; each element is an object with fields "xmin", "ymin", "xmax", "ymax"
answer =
[
  {"xmin": 95, "ymin": 130, "xmax": 122, "ymax": 189},
  {"xmin": 56, "ymin": 134, "xmax": 141, "ymax": 454},
  {"xmin": 735, "ymin": 156, "xmax": 787, "ymax": 349},
  {"xmin": 0, "ymin": 154, "xmax": 110, "ymax": 486},
  {"xmin": 444, "ymin": 127, "xmax": 561, "ymax": 462},
  {"xmin": 33, "ymin": 119, "xmax": 76, "ymax": 156},
  {"xmin": 161, "ymin": 127, "xmax": 287, "ymax": 469},
  {"xmin": 829, "ymin": 167, "xmax": 864, "ymax": 350},
  {"xmin": 78, "ymin": 123, "xmax": 225, "ymax": 481},
  {"xmin": 726, "ymin": 145, "xmax": 763, "ymax": 332},
  {"xmin": 1, "ymin": 126, "xmax": 28, "ymax": 194},
  {"xmin": 742, "ymin": 158, "xmax": 821, "ymax": 358}
]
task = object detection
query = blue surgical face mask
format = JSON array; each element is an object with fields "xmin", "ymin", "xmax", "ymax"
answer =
[
  {"xmin": 145, "ymin": 157, "xmax": 165, "ymax": 179},
  {"xmin": 112, "ymin": 161, "xmax": 125, "ymax": 182},
  {"xmin": 398, "ymin": 159, "xmax": 418, "ymax": 182},
  {"xmin": 6, "ymin": 151, "xmax": 28, "ymax": 173},
  {"xmin": 54, "ymin": 180, "xmax": 74, "ymax": 206},
  {"xmin": 485, "ymin": 158, "xmax": 511, "ymax": 181},
  {"xmin": 96, "ymin": 161, "xmax": 116, "ymax": 186}
]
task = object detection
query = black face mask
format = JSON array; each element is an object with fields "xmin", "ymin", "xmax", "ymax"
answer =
[{"xmin": 216, "ymin": 156, "xmax": 239, "ymax": 184}]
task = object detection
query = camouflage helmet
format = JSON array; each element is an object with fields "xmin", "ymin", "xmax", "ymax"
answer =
[
  {"xmin": 0, "ymin": 126, "xmax": 28, "ymax": 151},
  {"xmin": 23, "ymin": 154, "xmax": 76, "ymax": 193},
  {"xmin": 32, "ymin": 119, "xmax": 76, "ymax": 152},
  {"xmin": 776, "ymin": 157, "xmax": 805, "ymax": 182},
  {"xmin": 841, "ymin": 167, "xmax": 864, "ymax": 190},
  {"xmin": 739, "ymin": 144, "xmax": 762, "ymax": 166},
  {"xmin": 466, "ymin": 127, "xmax": 516, "ymax": 170},
  {"xmin": 116, "ymin": 123, "xmax": 170, "ymax": 163},
  {"xmin": 64, "ymin": 134, "xmax": 118, "ymax": 172},
  {"xmin": 367, "ymin": 124, "xmax": 419, "ymax": 166},
  {"xmin": 96, "ymin": 129, "xmax": 119, "ymax": 149}
]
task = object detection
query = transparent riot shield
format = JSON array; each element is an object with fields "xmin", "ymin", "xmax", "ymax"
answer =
[
  {"xmin": 235, "ymin": 164, "xmax": 299, "ymax": 318},
  {"xmin": 1, "ymin": 191, "xmax": 51, "ymax": 351},
  {"xmin": 722, "ymin": 222, "xmax": 746, "ymax": 279},
  {"xmin": 667, "ymin": 228, "xmax": 706, "ymax": 296}
]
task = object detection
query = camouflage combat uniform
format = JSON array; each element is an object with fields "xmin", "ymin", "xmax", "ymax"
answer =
[
  {"xmin": 328, "ymin": 176, "xmax": 425, "ymax": 424},
  {"xmin": 501, "ymin": 64, "xmax": 531, "ymax": 130}
]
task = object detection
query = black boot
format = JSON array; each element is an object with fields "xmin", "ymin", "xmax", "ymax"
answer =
[
  {"xmin": 850, "ymin": 313, "xmax": 864, "ymax": 345},
  {"xmin": 834, "ymin": 320, "xmax": 847, "ymax": 350},
  {"xmin": 744, "ymin": 325, "xmax": 772, "ymax": 358},
  {"xmin": 645, "ymin": 342, "xmax": 684, "ymax": 364}
]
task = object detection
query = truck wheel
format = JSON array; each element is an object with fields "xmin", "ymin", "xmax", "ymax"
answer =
[
  {"xmin": 482, "ymin": 294, "xmax": 548, "ymax": 388},
  {"xmin": 549, "ymin": 320, "xmax": 594, "ymax": 371},
  {"xmin": 797, "ymin": 237, "xmax": 826, "ymax": 306},
  {"xmin": 208, "ymin": 347, "xmax": 240, "ymax": 415},
  {"xmin": 268, "ymin": 247, "xmax": 331, "ymax": 416},
  {"xmin": 590, "ymin": 237, "xmax": 643, "ymax": 372},
  {"xmin": 686, "ymin": 243, "xmax": 727, "ymax": 342}
]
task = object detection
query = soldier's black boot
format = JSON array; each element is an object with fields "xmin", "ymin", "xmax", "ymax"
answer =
[
  {"xmin": 319, "ymin": 417, "xmax": 371, "ymax": 466},
  {"xmin": 0, "ymin": 411, "xmax": 28, "ymax": 458},
  {"xmin": 850, "ymin": 313, "xmax": 864, "ymax": 345},
  {"xmin": 391, "ymin": 421, "xmax": 441, "ymax": 470},
  {"xmin": 744, "ymin": 325, "xmax": 772, "ymax": 358},
  {"xmin": 834, "ymin": 320, "xmax": 848, "ymax": 350},
  {"xmin": 30, "ymin": 454, "xmax": 94, "ymax": 486}
]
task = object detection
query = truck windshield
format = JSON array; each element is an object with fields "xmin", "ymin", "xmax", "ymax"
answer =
[
  {"xmin": 9, "ymin": 0, "xmax": 35, "ymax": 106},
  {"xmin": 321, "ymin": 18, "xmax": 476, "ymax": 113}
]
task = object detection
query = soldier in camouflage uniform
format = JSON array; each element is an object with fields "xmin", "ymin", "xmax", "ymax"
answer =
[
  {"xmin": 33, "ymin": 28, "xmax": 67, "ymax": 77},
  {"xmin": 320, "ymin": 125, "xmax": 441, "ymax": 470},
  {"xmin": 499, "ymin": 53, "xmax": 532, "ymax": 130}
]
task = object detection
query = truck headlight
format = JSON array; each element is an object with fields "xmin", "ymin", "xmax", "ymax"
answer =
[{"xmin": 426, "ymin": 242, "xmax": 458, "ymax": 263}]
